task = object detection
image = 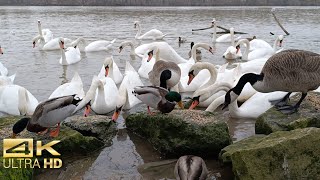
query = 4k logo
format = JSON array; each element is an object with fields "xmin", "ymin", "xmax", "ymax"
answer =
[{"xmin": 3, "ymin": 139, "xmax": 60, "ymax": 158}]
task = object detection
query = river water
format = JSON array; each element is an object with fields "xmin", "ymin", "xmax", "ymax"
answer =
[{"xmin": 1, "ymin": 6, "xmax": 320, "ymax": 179}]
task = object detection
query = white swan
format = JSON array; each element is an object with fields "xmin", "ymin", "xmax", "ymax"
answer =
[
  {"xmin": 134, "ymin": 21, "xmax": 166, "ymax": 40},
  {"xmin": 118, "ymin": 41, "xmax": 156, "ymax": 79},
  {"xmin": 212, "ymin": 20, "xmax": 241, "ymax": 43},
  {"xmin": 235, "ymin": 36, "xmax": 284, "ymax": 60},
  {"xmin": 98, "ymin": 56, "xmax": 123, "ymax": 84},
  {"xmin": 49, "ymin": 72, "xmax": 85, "ymax": 99},
  {"xmin": 112, "ymin": 61, "xmax": 143, "ymax": 121},
  {"xmin": 37, "ymin": 20, "xmax": 53, "ymax": 43},
  {"xmin": 32, "ymin": 35, "xmax": 73, "ymax": 51},
  {"xmin": 207, "ymin": 83, "xmax": 288, "ymax": 118},
  {"xmin": 73, "ymin": 75, "xmax": 118, "ymax": 116},
  {"xmin": 0, "ymin": 74, "xmax": 15, "ymax": 86},
  {"xmin": 84, "ymin": 39, "xmax": 116, "ymax": 52},
  {"xmin": 249, "ymin": 35, "xmax": 284, "ymax": 51},
  {"xmin": 0, "ymin": 85, "xmax": 38, "ymax": 116},
  {"xmin": 0, "ymin": 46, "xmax": 8, "ymax": 76},
  {"xmin": 58, "ymin": 39, "xmax": 81, "ymax": 65}
]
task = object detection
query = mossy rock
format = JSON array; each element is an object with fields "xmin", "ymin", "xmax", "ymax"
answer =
[
  {"xmin": 126, "ymin": 109, "xmax": 231, "ymax": 158},
  {"xmin": 0, "ymin": 115, "xmax": 105, "ymax": 157},
  {"xmin": 0, "ymin": 158, "xmax": 33, "ymax": 180},
  {"xmin": 220, "ymin": 128, "xmax": 320, "ymax": 180},
  {"xmin": 63, "ymin": 115, "xmax": 117, "ymax": 144},
  {"xmin": 256, "ymin": 92, "xmax": 320, "ymax": 134}
]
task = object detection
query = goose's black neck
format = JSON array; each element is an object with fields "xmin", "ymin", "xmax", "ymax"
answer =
[
  {"xmin": 160, "ymin": 69, "xmax": 171, "ymax": 89},
  {"xmin": 233, "ymin": 73, "xmax": 263, "ymax": 95}
]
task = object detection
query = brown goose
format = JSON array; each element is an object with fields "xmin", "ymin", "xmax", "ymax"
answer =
[
  {"xmin": 223, "ymin": 49, "xmax": 320, "ymax": 114},
  {"xmin": 12, "ymin": 95, "xmax": 82, "ymax": 137},
  {"xmin": 174, "ymin": 155, "xmax": 208, "ymax": 180}
]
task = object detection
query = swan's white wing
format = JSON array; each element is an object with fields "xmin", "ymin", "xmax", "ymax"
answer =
[
  {"xmin": 112, "ymin": 60, "xmax": 123, "ymax": 84},
  {"xmin": 216, "ymin": 34, "xmax": 231, "ymax": 42},
  {"xmin": 85, "ymin": 40, "xmax": 115, "ymax": 52},
  {"xmin": 249, "ymin": 39, "xmax": 272, "ymax": 51},
  {"xmin": 138, "ymin": 29, "xmax": 165, "ymax": 40}
]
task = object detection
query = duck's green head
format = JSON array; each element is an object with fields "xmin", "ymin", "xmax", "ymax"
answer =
[{"xmin": 165, "ymin": 91, "xmax": 184, "ymax": 109}]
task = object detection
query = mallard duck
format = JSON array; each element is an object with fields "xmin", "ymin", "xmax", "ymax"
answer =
[
  {"xmin": 133, "ymin": 86, "xmax": 184, "ymax": 114},
  {"xmin": 174, "ymin": 155, "xmax": 209, "ymax": 180},
  {"xmin": 12, "ymin": 95, "xmax": 82, "ymax": 138}
]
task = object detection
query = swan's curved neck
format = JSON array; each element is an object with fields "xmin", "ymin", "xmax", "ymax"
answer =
[
  {"xmin": 273, "ymin": 36, "xmax": 280, "ymax": 52},
  {"xmin": 205, "ymin": 84, "xmax": 231, "ymax": 112},
  {"xmin": 135, "ymin": 23, "xmax": 141, "ymax": 39},
  {"xmin": 122, "ymin": 41, "xmax": 136, "ymax": 55},
  {"xmin": 18, "ymin": 87, "xmax": 29, "ymax": 115},
  {"xmin": 37, "ymin": 23, "xmax": 43, "ymax": 36},
  {"xmin": 60, "ymin": 49, "xmax": 67, "ymax": 65},
  {"xmin": 118, "ymin": 84, "xmax": 129, "ymax": 110},
  {"xmin": 71, "ymin": 37, "xmax": 86, "ymax": 47},
  {"xmin": 191, "ymin": 43, "xmax": 208, "ymax": 62},
  {"xmin": 95, "ymin": 83, "xmax": 107, "ymax": 107},
  {"xmin": 231, "ymin": 30, "xmax": 235, "ymax": 47},
  {"xmin": 212, "ymin": 23, "xmax": 217, "ymax": 43},
  {"xmin": 237, "ymin": 39, "xmax": 250, "ymax": 60}
]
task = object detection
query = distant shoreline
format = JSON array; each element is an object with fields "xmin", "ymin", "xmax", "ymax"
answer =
[{"xmin": 0, "ymin": 0, "xmax": 319, "ymax": 6}]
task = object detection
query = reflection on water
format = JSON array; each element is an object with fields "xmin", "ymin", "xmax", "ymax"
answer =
[{"xmin": 227, "ymin": 117, "xmax": 256, "ymax": 142}]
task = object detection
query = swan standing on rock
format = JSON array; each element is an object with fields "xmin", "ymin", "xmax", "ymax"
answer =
[
  {"xmin": 74, "ymin": 75, "xmax": 118, "ymax": 116},
  {"xmin": 12, "ymin": 95, "xmax": 81, "ymax": 138},
  {"xmin": 223, "ymin": 49, "xmax": 320, "ymax": 114},
  {"xmin": 174, "ymin": 155, "xmax": 208, "ymax": 180},
  {"xmin": 112, "ymin": 61, "xmax": 143, "ymax": 121},
  {"xmin": 134, "ymin": 21, "xmax": 166, "ymax": 40},
  {"xmin": 58, "ymin": 39, "xmax": 81, "ymax": 65}
]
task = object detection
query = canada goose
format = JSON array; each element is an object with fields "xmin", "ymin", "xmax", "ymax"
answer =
[
  {"xmin": 133, "ymin": 86, "xmax": 184, "ymax": 114},
  {"xmin": 12, "ymin": 95, "xmax": 82, "ymax": 138},
  {"xmin": 223, "ymin": 49, "xmax": 320, "ymax": 114},
  {"xmin": 174, "ymin": 155, "xmax": 208, "ymax": 180},
  {"xmin": 147, "ymin": 47, "xmax": 181, "ymax": 90}
]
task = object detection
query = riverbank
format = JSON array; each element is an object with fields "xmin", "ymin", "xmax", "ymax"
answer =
[{"xmin": 0, "ymin": 0, "xmax": 319, "ymax": 6}]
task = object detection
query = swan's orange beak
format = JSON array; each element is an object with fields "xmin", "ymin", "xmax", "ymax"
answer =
[
  {"xmin": 112, "ymin": 111, "xmax": 119, "ymax": 122},
  {"xmin": 189, "ymin": 100, "xmax": 199, "ymax": 110},
  {"xmin": 105, "ymin": 66, "xmax": 109, "ymax": 77},
  {"xmin": 0, "ymin": 47, "xmax": 3, "ymax": 54},
  {"xmin": 187, "ymin": 74, "xmax": 194, "ymax": 85},
  {"xmin": 84, "ymin": 105, "xmax": 91, "ymax": 117}
]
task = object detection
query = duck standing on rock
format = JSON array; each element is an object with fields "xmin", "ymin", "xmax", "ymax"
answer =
[
  {"xmin": 12, "ymin": 95, "xmax": 82, "ymax": 138},
  {"xmin": 223, "ymin": 49, "xmax": 320, "ymax": 114},
  {"xmin": 174, "ymin": 155, "xmax": 208, "ymax": 180},
  {"xmin": 133, "ymin": 86, "xmax": 184, "ymax": 114}
]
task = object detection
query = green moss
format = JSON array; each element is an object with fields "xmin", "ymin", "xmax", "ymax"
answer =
[
  {"xmin": 0, "ymin": 158, "xmax": 33, "ymax": 180},
  {"xmin": 126, "ymin": 110, "xmax": 231, "ymax": 158},
  {"xmin": 255, "ymin": 92, "xmax": 320, "ymax": 135},
  {"xmin": 220, "ymin": 128, "xmax": 320, "ymax": 179}
]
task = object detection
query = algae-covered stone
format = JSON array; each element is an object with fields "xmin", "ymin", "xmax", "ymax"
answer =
[
  {"xmin": 256, "ymin": 92, "xmax": 320, "ymax": 134},
  {"xmin": 0, "ymin": 158, "xmax": 34, "ymax": 180},
  {"xmin": 126, "ymin": 109, "xmax": 231, "ymax": 157},
  {"xmin": 220, "ymin": 128, "xmax": 320, "ymax": 180},
  {"xmin": 0, "ymin": 115, "xmax": 105, "ymax": 157},
  {"xmin": 63, "ymin": 115, "xmax": 117, "ymax": 144}
]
